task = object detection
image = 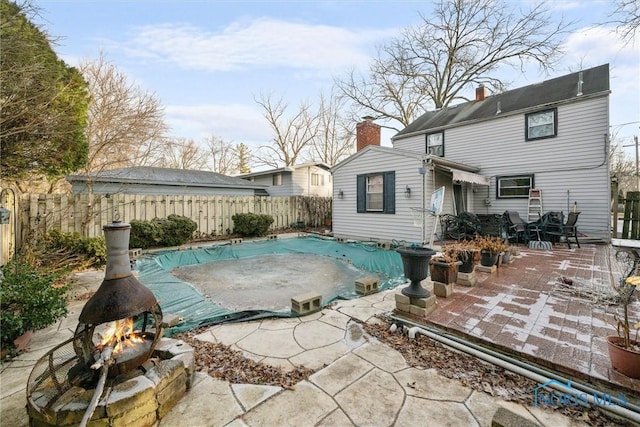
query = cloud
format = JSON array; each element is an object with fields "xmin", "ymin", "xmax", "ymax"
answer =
[
  {"xmin": 115, "ymin": 18, "xmax": 393, "ymax": 73},
  {"xmin": 164, "ymin": 103, "xmax": 271, "ymax": 145}
]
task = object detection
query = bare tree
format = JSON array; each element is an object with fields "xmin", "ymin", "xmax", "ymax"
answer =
[
  {"xmin": 157, "ymin": 138, "xmax": 208, "ymax": 170},
  {"xmin": 335, "ymin": 0, "xmax": 572, "ymax": 131},
  {"xmin": 78, "ymin": 53, "xmax": 167, "ymax": 180},
  {"xmin": 255, "ymin": 94, "xmax": 319, "ymax": 168},
  {"xmin": 204, "ymin": 135, "xmax": 237, "ymax": 174},
  {"xmin": 307, "ymin": 90, "xmax": 355, "ymax": 166},
  {"xmin": 608, "ymin": 0, "xmax": 639, "ymax": 44}
]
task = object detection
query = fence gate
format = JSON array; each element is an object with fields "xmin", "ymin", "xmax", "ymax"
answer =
[{"xmin": 621, "ymin": 191, "xmax": 640, "ymax": 239}]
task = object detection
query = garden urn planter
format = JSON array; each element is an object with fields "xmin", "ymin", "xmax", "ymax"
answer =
[
  {"xmin": 430, "ymin": 261, "xmax": 462, "ymax": 284},
  {"xmin": 480, "ymin": 250, "xmax": 499, "ymax": 267},
  {"xmin": 606, "ymin": 336, "xmax": 640, "ymax": 379},
  {"xmin": 396, "ymin": 247, "xmax": 436, "ymax": 298}
]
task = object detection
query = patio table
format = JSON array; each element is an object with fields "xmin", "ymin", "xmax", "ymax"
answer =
[{"xmin": 611, "ymin": 238, "xmax": 640, "ymax": 278}]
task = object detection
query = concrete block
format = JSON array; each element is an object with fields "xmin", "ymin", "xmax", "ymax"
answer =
[
  {"xmin": 129, "ymin": 248, "xmax": 142, "ymax": 259},
  {"xmin": 433, "ymin": 281, "xmax": 454, "ymax": 298},
  {"xmin": 410, "ymin": 303, "xmax": 437, "ymax": 318},
  {"xmin": 457, "ymin": 271, "xmax": 477, "ymax": 287},
  {"xmin": 230, "ymin": 238, "xmax": 243, "ymax": 245},
  {"xmin": 355, "ymin": 276, "xmax": 379, "ymax": 295},
  {"xmin": 267, "ymin": 234, "xmax": 278, "ymax": 240},
  {"xmin": 376, "ymin": 241, "xmax": 391, "ymax": 250},
  {"xmin": 394, "ymin": 291, "xmax": 411, "ymax": 305},
  {"xmin": 395, "ymin": 302, "xmax": 411, "ymax": 313},
  {"xmin": 491, "ymin": 407, "xmax": 541, "ymax": 427},
  {"xmin": 160, "ymin": 313, "xmax": 181, "ymax": 328},
  {"xmin": 291, "ymin": 292, "xmax": 322, "ymax": 315},
  {"xmin": 410, "ymin": 295, "xmax": 436, "ymax": 308},
  {"xmin": 336, "ymin": 237, "xmax": 347, "ymax": 243},
  {"xmin": 476, "ymin": 264, "xmax": 497, "ymax": 274}
]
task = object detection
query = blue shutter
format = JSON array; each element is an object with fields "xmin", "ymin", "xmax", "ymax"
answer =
[
  {"xmin": 384, "ymin": 171, "xmax": 395, "ymax": 214},
  {"xmin": 356, "ymin": 174, "xmax": 366, "ymax": 213}
]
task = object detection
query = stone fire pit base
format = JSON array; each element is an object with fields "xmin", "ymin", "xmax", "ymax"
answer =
[{"xmin": 28, "ymin": 338, "xmax": 194, "ymax": 427}]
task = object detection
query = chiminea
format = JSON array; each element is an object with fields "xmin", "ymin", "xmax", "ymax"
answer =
[{"xmin": 73, "ymin": 221, "xmax": 163, "ymax": 378}]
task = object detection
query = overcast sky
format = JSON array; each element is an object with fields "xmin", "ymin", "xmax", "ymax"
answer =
[{"xmin": 33, "ymin": 0, "xmax": 639, "ymax": 154}]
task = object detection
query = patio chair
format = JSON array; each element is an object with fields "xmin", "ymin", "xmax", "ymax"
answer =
[
  {"xmin": 503, "ymin": 210, "xmax": 527, "ymax": 244},
  {"xmin": 544, "ymin": 211, "xmax": 581, "ymax": 249},
  {"xmin": 538, "ymin": 211, "xmax": 567, "ymax": 245}
]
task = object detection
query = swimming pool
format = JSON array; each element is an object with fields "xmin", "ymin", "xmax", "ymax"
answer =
[{"xmin": 134, "ymin": 236, "xmax": 406, "ymax": 335}]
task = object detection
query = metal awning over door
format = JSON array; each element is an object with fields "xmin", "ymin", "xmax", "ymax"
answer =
[{"xmin": 433, "ymin": 164, "xmax": 490, "ymax": 186}]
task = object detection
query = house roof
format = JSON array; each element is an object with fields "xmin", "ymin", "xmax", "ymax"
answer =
[
  {"xmin": 393, "ymin": 64, "xmax": 610, "ymax": 140},
  {"xmin": 331, "ymin": 145, "xmax": 482, "ymax": 173},
  {"xmin": 237, "ymin": 162, "xmax": 331, "ymax": 179},
  {"xmin": 67, "ymin": 166, "xmax": 268, "ymax": 190}
]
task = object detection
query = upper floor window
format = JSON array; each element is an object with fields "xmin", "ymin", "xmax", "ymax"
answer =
[
  {"xmin": 356, "ymin": 171, "xmax": 395, "ymax": 214},
  {"xmin": 426, "ymin": 132, "xmax": 444, "ymax": 157},
  {"xmin": 497, "ymin": 175, "xmax": 534, "ymax": 198},
  {"xmin": 272, "ymin": 173, "xmax": 282, "ymax": 186},
  {"xmin": 311, "ymin": 173, "xmax": 324, "ymax": 186},
  {"xmin": 525, "ymin": 108, "xmax": 557, "ymax": 140}
]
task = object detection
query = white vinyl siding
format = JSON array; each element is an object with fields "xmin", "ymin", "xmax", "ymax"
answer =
[
  {"xmin": 393, "ymin": 134, "xmax": 425, "ymax": 153},
  {"xmin": 333, "ymin": 148, "xmax": 429, "ymax": 243},
  {"xmin": 412, "ymin": 96, "xmax": 610, "ymax": 239}
]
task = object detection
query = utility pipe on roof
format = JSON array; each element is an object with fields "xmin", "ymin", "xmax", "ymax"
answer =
[{"xmin": 388, "ymin": 316, "xmax": 640, "ymax": 424}]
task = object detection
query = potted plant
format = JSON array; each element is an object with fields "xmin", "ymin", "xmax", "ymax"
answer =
[
  {"xmin": 429, "ymin": 245, "xmax": 462, "ymax": 284},
  {"xmin": 606, "ymin": 276, "xmax": 640, "ymax": 379},
  {"xmin": 474, "ymin": 235, "xmax": 507, "ymax": 267}
]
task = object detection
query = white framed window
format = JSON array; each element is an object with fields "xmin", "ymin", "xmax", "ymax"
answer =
[
  {"xmin": 426, "ymin": 132, "xmax": 444, "ymax": 157},
  {"xmin": 357, "ymin": 171, "xmax": 395, "ymax": 214},
  {"xmin": 272, "ymin": 173, "xmax": 282, "ymax": 186},
  {"xmin": 497, "ymin": 175, "xmax": 534, "ymax": 198},
  {"xmin": 526, "ymin": 109, "xmax": 557, "ymax": 140},
  {"xmin": 366, "ymin": 174, "xmax": 384, "ymax": 211},
  {"xmin": 311, "ymin": 173, "xmax": 324, "ymax": 186}
]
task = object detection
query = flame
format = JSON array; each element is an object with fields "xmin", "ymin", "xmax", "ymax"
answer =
[{"xmin": 98, "ymin": 318, "xmax": 144, "ymax": 354}]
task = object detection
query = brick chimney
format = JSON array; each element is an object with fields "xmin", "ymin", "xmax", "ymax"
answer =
[
  {"xmin": 356, "ymin": 116, "xmax": 381, "ymax": 151},
  {"xmin": 475, "ymin": 85, "xmax": 487, "ymax": 101}
]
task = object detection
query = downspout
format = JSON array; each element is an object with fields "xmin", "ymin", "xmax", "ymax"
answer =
[{"xmin": 389, "ymin": 315, "xmax": 640, "ymax": 423}]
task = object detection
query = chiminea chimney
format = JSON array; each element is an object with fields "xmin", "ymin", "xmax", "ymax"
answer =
[
  {"xmin": 356, "ymin": 116, "xmax": 381, "ymax": 151},
  {"xmin": 475, "ymin": 85, "xmax": 487, "ymax": 101}
]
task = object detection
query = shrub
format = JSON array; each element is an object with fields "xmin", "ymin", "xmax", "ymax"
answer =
[
  {"xmin": 45, "ymin": 229, "xmax": 107, "ymax": 264},
  {"xmin": 130, "ymin": 219, "xmax": 161, "ymax": 249},
  {"xmin": 232, "ymin": 213, "xmax": 274, "ymax": 237},
  {"xmin": 159, "ymin": 214, "xmax": 198, "ymax": 246},
  {"xmin": 130, "ymin": 215, "xmax": 197, "ymax": 249},
  {"xmin": 0, "ymin": 261, "xmax": 68, "ymax": 351}
]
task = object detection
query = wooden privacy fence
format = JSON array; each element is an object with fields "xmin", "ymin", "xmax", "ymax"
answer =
[
  {"xmin": 13, "ymin": 194, "xmax": 332, "ymax": 249},
  {"xmin": 620, "ymin": 191, "xmax": 640, "ymax": 239}
]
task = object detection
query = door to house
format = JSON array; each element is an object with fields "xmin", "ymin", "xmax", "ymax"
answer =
[{"xmin": 453, "ymin": 184, "xmax": 466, "ymax": 214}]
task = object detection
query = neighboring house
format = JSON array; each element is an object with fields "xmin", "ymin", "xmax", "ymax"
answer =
[
  {"xmin": 238, "ymin": 162, "xmax": 332, "ymax": 197},
  {"xmin": 332, "ymin": 64, "xmax": 611, "ymax": 244},
  {"xmin": 67, "ymin": 166, "xmax": 269, "ymax": 196}
]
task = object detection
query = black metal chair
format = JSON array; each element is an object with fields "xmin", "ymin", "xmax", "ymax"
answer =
[
  {"xmin": 503, "ymin": 210, "xmax": 527, "ymax": 244},
  {"xmin": 541, "ymin": 211, "xmax": 581, "ymax": 248},
  {"xmin": 559, "ymin": 212, "xmax": 581, "ymax": 248}
]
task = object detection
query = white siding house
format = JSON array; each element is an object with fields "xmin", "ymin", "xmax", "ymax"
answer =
[
  {"xmin": 333, "ymin": 64, "xmax": 611, "ymax": 243},
  {"xmin": 238, "ymin": 162, "xmax": 332, "ymax": 197}
]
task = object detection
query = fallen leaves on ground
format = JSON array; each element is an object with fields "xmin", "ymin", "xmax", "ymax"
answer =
[{"xmin": 176, "ymin": 332, "xmax": 317, "ymax": 389}]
